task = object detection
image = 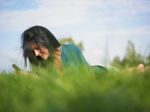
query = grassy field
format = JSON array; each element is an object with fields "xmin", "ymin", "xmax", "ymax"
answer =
[{"xmin": 0, "ymin": 67, "xmax": 150, "ymax": 112}]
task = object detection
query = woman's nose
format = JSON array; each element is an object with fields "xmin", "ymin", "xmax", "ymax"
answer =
[{"xmin": 34, "ymin": 49, "xmax": 41, "ymax": 56}]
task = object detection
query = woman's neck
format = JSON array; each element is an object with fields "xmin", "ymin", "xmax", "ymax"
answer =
[{"xmin": 54, "ymin": 47, "xmax": 61, "ymax": 70}]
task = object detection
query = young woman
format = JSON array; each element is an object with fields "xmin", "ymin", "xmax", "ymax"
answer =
[
  {"xmin": 21, "ymin": 26, "xmax": 89, "ymax": 72},
  {"xmin": 21, "ymin": 25, "xmax": 108, "ymax": 75}
]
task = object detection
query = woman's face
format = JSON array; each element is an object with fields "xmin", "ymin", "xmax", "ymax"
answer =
[{"xmin": 31, "ymin": 44, "xmax": 50, "ymax": 60}]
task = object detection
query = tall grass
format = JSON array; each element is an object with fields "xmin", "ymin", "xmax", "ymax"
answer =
[{"xmin": 0, "ymin": 67, "xmax": 150, "ymax": 112}]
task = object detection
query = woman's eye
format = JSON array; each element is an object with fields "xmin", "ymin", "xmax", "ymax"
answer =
[
  {"xmin": 34, "ymin": 47, "xmax": 40, "ymax": 50},
  {"xmin": 35, "ymin": 48, "xmax": 39, "ymax": 50}
]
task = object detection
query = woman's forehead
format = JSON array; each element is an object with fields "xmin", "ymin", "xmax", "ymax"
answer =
[{"xmin": 30, "ymin": 42, "xmax": 46, "ymax": 49}]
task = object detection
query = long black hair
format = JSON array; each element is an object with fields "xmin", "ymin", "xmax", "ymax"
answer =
[{"xmin": 21, "ymin": 26, "xmax": 61, "ymax": 67}]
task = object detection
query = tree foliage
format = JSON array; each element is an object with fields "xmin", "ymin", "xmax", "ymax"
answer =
[
  {"xmin": 111, "ymin": 41, "xmax": 145, "ymax": 68},
  {"xmin": 111, "ymin": 56, "xmax": 122, "ymax": 68},
  {"xmin": 146, "ymin": 54, "xmax": 150, "ymax": 65},
  {"xmin": 59, "ymin": 37, "xmax": 84, "ymax": 51}
]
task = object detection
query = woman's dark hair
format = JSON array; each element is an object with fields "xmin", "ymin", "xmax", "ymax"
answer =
[{"xmin": 21, "ymin": 25, "xmax": 61, "ymax": 67}]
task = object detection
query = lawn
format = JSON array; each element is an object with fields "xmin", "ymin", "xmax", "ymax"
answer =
[{"xmin": 0, "ymin": 67, "xmax": 150, "ymax": 112}]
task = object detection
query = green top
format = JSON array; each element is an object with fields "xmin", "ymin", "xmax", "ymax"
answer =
[
  {"xmin": 61, "ymin": 44, "xmax": 108, "ymax": 73},
  {"xmin": 61, "ymin": 44, "xmax": 88, "ymax": 67}
]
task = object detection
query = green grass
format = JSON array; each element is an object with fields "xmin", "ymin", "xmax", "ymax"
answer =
[{"xmin": 0, "ymin": 68, "xmax": 150, "ymax": 112}]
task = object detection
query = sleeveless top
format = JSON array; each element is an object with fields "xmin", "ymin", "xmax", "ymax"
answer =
[
  {"xmin": 61, "ymin": 44, "xmax": 88, "ymax": 68},
  {"xmin": 61, "ymin": 44, "xmax": 108, "ymax": 73}
]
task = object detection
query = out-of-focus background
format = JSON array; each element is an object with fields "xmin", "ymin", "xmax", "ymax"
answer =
[{"xmin": 0, "ymin": 0, "xmax": 150, "ymax": 72}]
